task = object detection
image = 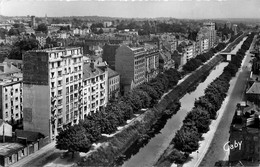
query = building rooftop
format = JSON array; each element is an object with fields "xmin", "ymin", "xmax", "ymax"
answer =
[
  {"xmin": 107, "ymin": 67, "xmax": 119, "ymax": 78},
  {"xmin": 0, "ymin": 62, "xmax": 21, "ymax": 75},
  {"xmin": 246, "ymin": 81, "xmax": 260, "ymax": 94},
  {"xmin": 15, "ymin": 130, "xmax": 45, "ymax": 143},
  {"xmin": 83, "ymin": 63, "xmax": 105, "ymax": 80},
  {"xmin": 0, "ymin": 143, "xmax": 24, "ymax": 157},
  {"xmin": 27, "ymin": 46, "xmax": 82, "ymax": 53}
]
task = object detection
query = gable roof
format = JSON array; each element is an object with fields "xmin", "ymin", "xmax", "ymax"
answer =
[{"xmin": 246, "ymin": 81, "xmax": 260, "ymax": 94}]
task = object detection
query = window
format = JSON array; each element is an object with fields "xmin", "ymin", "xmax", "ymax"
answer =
[
  {"xmin": 58, "ymin": 90, "xmax": 62, "ymax": 96},
  {"xmin": 70, "ymin": 86, "xmax": 73, "ymax": 93},
  {"xmin": 66, "ymin": 114, "xmax": 69, "ymax": 122},
  {"xmin": 66, "ymin": 87, "xmax": 69, "ymax": 94},
  {"xmin": 5, "ymin": 103, "xmax": 8, "ymax": 109},
  {"xmin": 15, "ymin": 97, "xmax": 18, "ymax": 101},
  {"xmin": 5, "ymin": 112, "xmax": 8, "ymax": 118},
  {"xmin": 70, "ymin": 76, "xmax": 73, "ymax": 82},
  {"xmin": 57, "ymin": 61, "xmax": 61, "ymax": 67},
  {"xmin": 66, "ymin": 96, "xmax": 69, "ymax": 104},
  {"xmin": 5, "ymin": 95, "xmax": 7, "ymax": 100},
  {"xmin": 66, "ymin": 105, "xmax": 69, "ymax": 113},
  {"xmin": 79, "ymin": 65, "xmax": 81, "ymax": 71},
  {"xmin": 58, "ymin": 99, "xmax": 62, "ymax": 105},
  {"xmin": 51, "ymin": 62, "xmax": 54, "ymax": 68},
  {"xmin": 74, "ymin": 84, "xmax": 78, "ymax": 90},
  {"xmin": 51, "ymin": 82, "xmax": 54, "ymax": 88},
  {"xmin": 51, "ymin": 72, "xmax": 54, "ymax": 78},
  {"xmin": 58, "ymin": 71, "xmax": 62, "ymax": 77},
  {"xmin": 70, "ymin": 94, "xmax": 73, "ymax": 102},
  {"xmin": 15, "ymin": 89, "xmax": 18, "ymax": 93},
  {"xmin": 66, "ymin": 78, "xmax": 69, "ymax": 84},
  {"xmin": 16, "ymin": 113, "xmax": 19, "ymax": 118},
  {"xmin": 58, "ymin": 80, "xmax": 62, "ymax": 86}
]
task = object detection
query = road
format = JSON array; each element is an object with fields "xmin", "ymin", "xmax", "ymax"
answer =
[
  {"xmin": 198, "ymin": 36, "xmax": 256, "ymax": 167},
  {"xmin": 10, "ymin": 141, "xmax": 64, "ymax": 167}
]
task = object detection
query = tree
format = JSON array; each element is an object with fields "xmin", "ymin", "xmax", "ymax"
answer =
[
  {"xmin": 168, "ymin": 148, "xmax": 188, "ymax": 164},
  {"xmin": 8, "ymin": 28, "xmax": 19, "ymax": 36},
  {"xmin": 183, "ymin": 108, "xmax": 211, "ymax": 134},
  {"xmin": 56, "ymin": 125, "xmax": 92, "ymax": 157},
  {"xmin": 37, "ymin": 23, "xmax": 48, "ymax": 33},
  {"xmin": 79, "ymin": 119, "xmax": 101, "ymax": 142},
  {"xmin": 173, "ymin": 126, "xmax": 200, "ymax": 153}
]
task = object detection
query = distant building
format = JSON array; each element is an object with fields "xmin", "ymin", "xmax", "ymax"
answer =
[
  {"xmin": 82, "ymin": 62, "xmax": 108, "ymax": 117},
  {"xmin": 232, "ymin": 24, "xmax": 238, "ymax": 35},
  {"xmin": 107, "ymin": 67, "xmax": 120, "ymax": 100},
  {"xmin": 23, "ymin": 47, "xmax": 83, "ymax": 139},
  {"xmin": 102, "ymin": 43, "xmax": 120, "ymax": 70},
  {"xmin": 30, "ymin": 16, "xmax": 36, "ymax": 28},
  {"xmin": 35, "ymin": 32, "xmax": 48, "ymax": 48},
  {"xmin": 115, "ymin": 44, "xmax": 159, "ymax": 94},
  {"xmin": 159, "ymin": 50, "xmax": 175, "ymax": 72},
  {"xmin": 103, "ymin": 21, "xmax": 113, "ymax": 28}
]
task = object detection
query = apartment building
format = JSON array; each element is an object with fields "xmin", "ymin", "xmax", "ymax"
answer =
[
  {"xmin": 0, "ymin": 63, "xmax": 23, "ymax": 126},
  {"xmin": 144, "ymin": 43, "xmax": 160, "ymax": 82},
  {"xmin": 35, "ymin": 33, "xmax": 48, "ymax": 48},
  {"xmin": 115, "ymin": 45, "xmax": 159, "ymax": 94},
  {"xmin": 82, "ymin": 62, "xmax": 108, "ymax": 118},
  {"xmin": 107, "ymin": 67, "xmax": 120, "ymax": 100},
  {"xmin": 23, "ymin": 47, "xmax": 83, "ymax": 139},
  {"xmin": 0, "ymin": 74, "xmax": 23, "ymax": 126},
  {"xmin": 202, "ymin": 22, "xmax": 217, "ymax": 48}
]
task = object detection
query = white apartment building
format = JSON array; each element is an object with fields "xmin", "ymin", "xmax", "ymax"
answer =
[
  {"xmin": 0, "ymin": 73, "xmax": 23, "ymax": 126},
  {"xmin": 200, "ymin": 38, "xmax": 209, "ymax": 53},
  {"xmin": 23, "ymin": 47, "xmax": 83, "ymax": 139},
  {"xmin": 82, "ymin": 62, "xmax": 108, "ymax": 118}
]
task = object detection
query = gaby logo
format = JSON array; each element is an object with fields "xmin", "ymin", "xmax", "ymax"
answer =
[{"xmin": 223, "ymin": 140, "xmax": 242, "ymax": 151}]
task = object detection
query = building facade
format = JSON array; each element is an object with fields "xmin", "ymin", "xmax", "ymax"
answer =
[
  {"xmin": 23, "ymin": 47, "xmax": 83, "ymax": 139},
  {"xmin": 107, "ymin": 67, "xmax": 120, "ymax": 100},
  {"xmin": 82, "ymin": 62, "xmax": 108, "ymax": 118},
  {"xmin": 115, "ymin": 45, "xmax": 159, "ymax": 94}
]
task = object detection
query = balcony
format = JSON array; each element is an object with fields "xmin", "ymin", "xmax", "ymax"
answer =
[{"xmin": 51, "ymin": 96, "xmax": 57, "ymax": 103}]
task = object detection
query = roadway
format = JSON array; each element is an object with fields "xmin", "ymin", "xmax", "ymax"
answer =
[{"xmin": 198, "ymin": 36, "xmax": 256, "ymax": 167}]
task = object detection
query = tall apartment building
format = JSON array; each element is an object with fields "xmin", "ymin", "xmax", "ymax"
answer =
[
  {"xmin": 82, "ymin": 62, "xmax": 108, "ymax": 118},
  {"xmin": 144, "ymin": 43, "xmax": 160, "ymax": 82},
  {"xmin": 0, "ymin": 63, "xmax": 23, "ymax": 126},
  {"xmin": 115, "ymin": 45, "xmax": 159, "ymax": 94},
  {"xmin": 202, "ymin": 22, "xmax": 217, "ymax": 48},
  {"xmin": 23, "ymin": 47, "xmax": 83, "ymax": 139}
]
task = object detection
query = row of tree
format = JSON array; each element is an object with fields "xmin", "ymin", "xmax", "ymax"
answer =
[
  {"xmin": 168, "ymin": 32, "xmax": 255, "ymax": 164},
  {"xmin": 182, "ymin": 43, "xmax": 227, "ymax": 72},
  {"xmin": 56, "ymin": 68, "xmax": 182, "ymax": 154},
  {"xmin": 55, "ymin": 33, "xmax": 243, "ymax": 155}
]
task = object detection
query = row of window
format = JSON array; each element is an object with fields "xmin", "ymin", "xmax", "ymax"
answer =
[{"xmin": 50, "ymin": 57, "xmax": 82, "ymax": 68}]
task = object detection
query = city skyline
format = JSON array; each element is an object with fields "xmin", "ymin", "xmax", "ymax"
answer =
[{"xmin": 1, "ymin": 0, "xmax": 260, "ymax": 19}]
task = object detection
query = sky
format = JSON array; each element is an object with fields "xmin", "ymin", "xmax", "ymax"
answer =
[{"xmin": 0, "ymin": 0, "xmax": 260, "ymax": 19}]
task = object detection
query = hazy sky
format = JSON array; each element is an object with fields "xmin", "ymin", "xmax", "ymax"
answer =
[{"xmin": 1, "ymin": 0, "xmax": 260, "ymax": 19}]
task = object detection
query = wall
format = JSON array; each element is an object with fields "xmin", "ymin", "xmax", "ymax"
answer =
[
  {"xmin": 23, "ymin": 84, "xmax": 50, "ymax": 137},
  {"xmin": 115, "ymin": 46, "xmax": 134, "ymax": 94}
]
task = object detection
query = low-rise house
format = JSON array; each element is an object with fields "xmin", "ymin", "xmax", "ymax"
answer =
[{"xmin": 159, "ymin": 50, "xmax": 175, "ymax": 72}]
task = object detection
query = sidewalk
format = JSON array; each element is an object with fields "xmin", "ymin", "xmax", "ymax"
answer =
[{"xmin": 10, "ymin": 141, "xmax": 60, "ymax": 167}]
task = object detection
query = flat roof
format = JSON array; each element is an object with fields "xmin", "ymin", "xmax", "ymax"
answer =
[{"xmin": 0, "ymin": 143, "xmax": 24, "ymax": 157}]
